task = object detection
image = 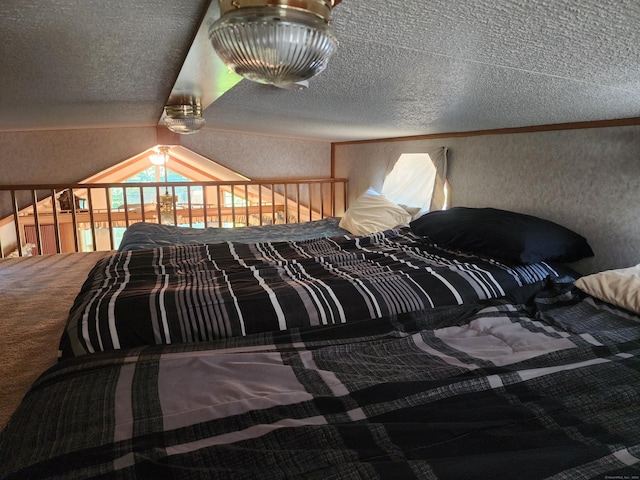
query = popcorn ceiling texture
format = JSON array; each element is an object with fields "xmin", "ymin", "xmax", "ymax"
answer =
[
  {"xmin": 334, "ymin": 125, "xmax": 640, "ymax": 274},
  {"xmin": 2, "ymin": 1, "xmax": 639, "ymax": 142},
  {"xmin": 204, "ymin": 0, "xmax": 640, "ymax": 141}
]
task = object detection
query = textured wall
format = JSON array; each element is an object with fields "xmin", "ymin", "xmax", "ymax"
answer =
[
  {"xmin": 0, "ymin": 128, "xmax": 331, "ymax": 185},
  {"xmin": 334, "ymin": 126, "xmax": 640, "ymax": 274},
  {"xmin": 0, "ymin": 128, "xmax": 158, "ymax": 184},
  {"xmin": 182, "ymin": 130, "xmax": 331, "ymax": 179}
]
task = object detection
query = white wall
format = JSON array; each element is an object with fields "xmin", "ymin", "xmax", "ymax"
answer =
[{"xmin": 334, "ymin": 125, "xmax": 640, "ymax": 274}]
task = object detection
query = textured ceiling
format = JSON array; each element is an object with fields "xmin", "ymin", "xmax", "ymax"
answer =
[
  {"xmin": 0, "ymin": 0, "xmax": 209, "ymax": 131},
  {"xmin": 1, "ymin": 0, "xmax": 639, "ymax": 141}
]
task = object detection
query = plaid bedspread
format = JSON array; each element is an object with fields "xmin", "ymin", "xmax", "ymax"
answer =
[
  {"xmin": 3, "ymin": 285, "xmax": 640, "ymax": 479},
  {"xmin": 60, "ymin": 227, "xmax": 562, "ymax": 358}
]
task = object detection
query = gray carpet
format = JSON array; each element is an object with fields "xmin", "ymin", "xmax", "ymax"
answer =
[{"xmin": 0, "ymin": 250, "xmax": 112, "ymax": 430}]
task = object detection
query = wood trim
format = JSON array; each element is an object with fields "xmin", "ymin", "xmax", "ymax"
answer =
[
  {"xmin": 169, "ymin": 157, "xmax": 225, "ymax": 181},
  {"xmin": 330, "ymin": 143, "xmax": 336, "ymax": 178},
  {"xmin": 332, "ymin": 116, "xmax": 640, "ymax": 146},
  {"xmin": 17, "ymin": 206, "xmax": 287, "ymax": 226},
  {"xmin": 0, "ymin": 178, "xmax": 348, "ymax": 190}
]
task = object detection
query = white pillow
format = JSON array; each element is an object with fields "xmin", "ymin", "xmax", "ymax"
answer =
[
  {"xmin": 339, "ymin": 188, "xmax": 412, "ymax": 236},
  {"xmin": 574, "ymin": 263, "xmax": 640, "ymax": 314}
]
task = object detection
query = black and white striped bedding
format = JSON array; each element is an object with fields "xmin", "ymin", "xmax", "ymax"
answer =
[
  {"xmin": 60, "ymin": 227, "xmax": 565, "ymax": 358},
  {"xmin": 3, "ymin": 282, "xmax": 640, "ymax": 479}
]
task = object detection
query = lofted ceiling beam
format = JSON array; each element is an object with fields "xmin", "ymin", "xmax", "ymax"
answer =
[{"xmin": 162, "ymin": 0, "xmax": 243, "ymax": 125}]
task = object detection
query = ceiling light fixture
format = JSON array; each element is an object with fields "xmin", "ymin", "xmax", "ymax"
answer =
[
  {"xmin": 148, "ymin": 146, "xmax": 177, "ymax": 224},
  {"xmin": 149, "ymin": 145, "xmax": 170, "ymax": 166},
  {"xmin": 163, "ymin": 100, "xmax": 205, "ymax": 135},
  {"xmin": 209, "ymin": 0, "xmax": 342, "ymax": 86}
]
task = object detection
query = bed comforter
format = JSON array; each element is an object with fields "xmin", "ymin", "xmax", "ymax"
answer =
[
  {"xmin": 60, "ymin": 227, "xmax": 564, "ymax": 358},
  {"xmin": 117, "ymin": 218, "xmax": 349, "ymax": 251},
  {"xmin": 2, "ymin": 281, "xmax": 639, "ymax": 479}
]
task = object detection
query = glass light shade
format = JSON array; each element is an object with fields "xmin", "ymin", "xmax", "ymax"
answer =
[
  {"xmin": 209, "ymin": 7, "xmax": 338, "ymax": 85},
  {"xmin": 163, "ymin": 115, "xmax": 206, "ymax": 134},
  {"xmin": 163, "ymin": 103, "xmax": 205, "ymax": 134},
  {"xmin": 149, "ymin": 153, "xmax": 166, "ymax": 165}
]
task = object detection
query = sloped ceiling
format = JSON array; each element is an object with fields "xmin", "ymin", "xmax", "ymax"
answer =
[
  {"xmin": 0, "ymin": 1, "xmax": 210, "ymax": 131},
  {"xmin": 82, "ymin": 146, "xmax": 250, "ymax": 183},
  {"xmin": 1, "ymin": 0, "xmax": 639, "ymax": 142}
]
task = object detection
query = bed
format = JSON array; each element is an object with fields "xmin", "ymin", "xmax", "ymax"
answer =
[{"xmin": 2, "ymin": 207, "xmax": 639, "ymax": 479}]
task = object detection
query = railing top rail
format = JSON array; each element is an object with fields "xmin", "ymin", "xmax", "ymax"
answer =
[{"xmin": 0, "ymin": 178, "xmax": 347, "ymax": 191}]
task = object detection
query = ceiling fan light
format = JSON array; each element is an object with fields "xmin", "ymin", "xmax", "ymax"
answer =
[
  {"xmin": 163, "ymin": 103, "xmax": 205, "ymax": 134},
  {"xmin": 209, "ymin": 5, "xmax": 338, "ymax": 85}
]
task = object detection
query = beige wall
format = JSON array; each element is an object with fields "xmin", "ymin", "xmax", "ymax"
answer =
[
  {"xmin": 182, "ymin": 129, "xmax": 330, "ymax": 179},
  {"xmin": 0, "ymin": 127, "xmax": 331, "ymax": 185},
  {"xmin": 0, "ymin": 128, "xmax": 159, "ymax": 184},
  {"xmin": 334, "ymin": 125, "xmax": 640, "ymax": 274}
]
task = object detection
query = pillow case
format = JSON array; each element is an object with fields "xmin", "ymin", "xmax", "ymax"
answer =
[
  {"xmin": 409, "ymin": 207, "xmax": 594, "ymax": 264},
  {"xmin": 574, "ymin": 264, "xmax": 640, "ymax": 314},
  {"xmin": 339, "ymin": 188, "xmax": 412, "ymax": 235}
]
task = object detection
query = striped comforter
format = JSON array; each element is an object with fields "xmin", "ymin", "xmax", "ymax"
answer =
[
  {"xmin": 3, "ymin": 283, "xmax": 640, "ymax": 479},
  {"xmin": 60, "ymin": 227, "xmax": 562, "ymax": 358}
]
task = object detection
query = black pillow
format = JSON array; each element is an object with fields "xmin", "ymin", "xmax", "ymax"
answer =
[{"xmin": 410, "ymin": 207, "xmax": 594, "ymax": 264}]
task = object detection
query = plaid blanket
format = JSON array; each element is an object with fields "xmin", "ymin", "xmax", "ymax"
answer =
[
  {"xmin": 3, "ymin": 284, "xmax": 639, "ymax": 479},
  {"xmin": 60, "ymin": 227, "xmax": 563, "ymax": 358}
]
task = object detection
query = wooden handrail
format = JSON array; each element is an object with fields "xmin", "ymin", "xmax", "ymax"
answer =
[
  {"xmin": 0, "ymin": 178, "xmax": 348, "ymax": 190},
  {"xmin": 0, "ymin": 178, "xmax": 348, "ymax": 258}
]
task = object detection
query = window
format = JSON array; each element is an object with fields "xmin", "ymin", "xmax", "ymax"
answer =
[{"xmin": 381, "ymin": 153, "xmax": 438, "ymax": 218}]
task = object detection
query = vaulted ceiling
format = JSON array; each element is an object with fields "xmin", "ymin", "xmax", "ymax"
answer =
[
  {"xmin": 82, "ymin": 146, "xmax": 250, "ymax": 184},
  {"xmin": 1, "ymin": 0, "xmax": 639, "ymax": 142}
]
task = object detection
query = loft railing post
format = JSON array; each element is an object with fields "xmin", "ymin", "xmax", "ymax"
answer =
[
  {"xmin": 139, "ymin": 186, "xmax": 146, "ymax": 223},
  {"xmin": 231, "ymin": 190, "xmax": 236, "ymax": 227},
  {"xmin": 244, "ymin": 184, "xmax": 249, "ymax": 226},
  {"xmin": 172, "ymin": 185, "xmax": 178, "ymax": 225},
  {"xmin": 86, "ymin": 187, "xmax": 97, "ymax": 252},
  {"xmin": 155, "ymin": 185, "xmax": 162, "ymax": 225},
  {"xmin": 50, "ymin": 189, "xmax": 62, "ymax": 254},
  {"xmin": 30, "ymin": 190, "xmax": 43, "ymax": 255},
  {"xmin": 10, "ymin": 190, "xmax": 23, "ymax": 257},
  {"xmin": 271, "ymin": 184, "xmax": 275, "ymax": 225},
  {"xmin": 68, "ymin": 188, "xmax": 80, "ymax": 252},
  {"xmin": 213, "ymin": 184, "xmax": 220, "ymax": 228},
  {"xmin": 106, "ymin": 187, "xmax": 115, "ymax": 249},
  {"xmin": 203, "ymin": 186, "xmax": 210, "ymax": 228},
  {"xmin": 187, "ymin": 185, "xmax": 193, "ymax": 227},
  {"xmin": 122, "ymin": 187, "xmax": 130, "ymax": 227},
  {"xmin": 308, "ymin": 183, "xmax": 314, "ymax": 222},
  {"xmin": 283, "ymin": 183, "xmax": 288, "ymax": 224},
  {"xmin": 258, "ymin": 184, "xmax": 263, "ymax": 226},
  {"xmin": 296, "ymin": 183, "xmax": 301, "ymax": 223}
]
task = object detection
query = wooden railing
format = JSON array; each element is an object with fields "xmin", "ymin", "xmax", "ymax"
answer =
[{"xmin": 0, "ymin": 178, "xmax": 347, "ymax": 258}]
